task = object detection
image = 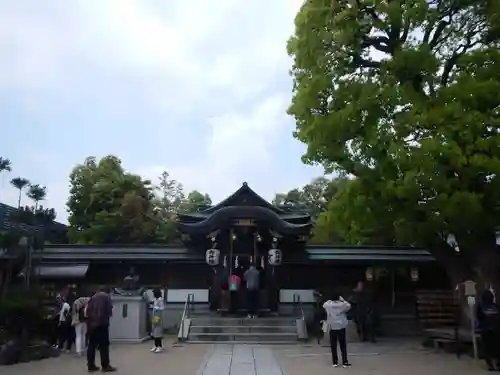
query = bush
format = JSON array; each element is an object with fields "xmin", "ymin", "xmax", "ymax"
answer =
[{"xmin": 0, "ymin": 287, "xmax": 48, "ymax": 343}]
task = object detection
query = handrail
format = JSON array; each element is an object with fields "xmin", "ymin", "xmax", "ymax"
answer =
[
  {"xmin": 178, "ymin": 293, "xmax": 194, "ymax": 342},
  {"xmin": 293, "ymin": 292, "xmax": 305, "ymax": 321}
]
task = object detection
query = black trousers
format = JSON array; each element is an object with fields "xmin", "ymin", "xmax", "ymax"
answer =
[
  {"xmin": 58, "ymin": 321, "xmax": 74, "ymax": 350},
  {"xmin": 154, "ymin": 337, "xmax": 162, "ymax": 347},
  {"xmin": 481, "ymin": 329, "xmax": 500, "ymax": 368},
  {"xmin": 247, "ymin": 290, "xmax": 258, "ymax": 315},
  {"xmin": 87, "ymin": 325, "xmax": 110, "ymax": 369},
  {"xmin": 329, "ymin": 328, "xmax": 348, "ymax": 365}
]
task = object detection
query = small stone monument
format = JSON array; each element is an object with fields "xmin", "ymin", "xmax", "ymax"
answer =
[{"xmin": 109, "ymin": 267, "xmax": 148, "ymax": 343}]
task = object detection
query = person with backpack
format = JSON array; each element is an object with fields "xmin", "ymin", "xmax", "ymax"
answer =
[
  {"xmin": 72, "ymin": 293, "xmax": 90, "ymax": 356},
  {"xmin": 476, "ymin": 290, "xmax": 500, "ymax": 371},
  {"xmin": 58, "ymin": 295, "xmax": 74, "ymax": 352},
  {"xmin": 323, "ymin": 292, "xmax": 352, "ymax": 368}
]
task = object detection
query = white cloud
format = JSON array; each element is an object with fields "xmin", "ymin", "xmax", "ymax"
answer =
[{"xmin": 0, "ymin": 0, "xmax": 322, "ymax": 224}]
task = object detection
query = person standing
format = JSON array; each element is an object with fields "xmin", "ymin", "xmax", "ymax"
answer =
[
  {"xmin": 244, "ymin": 264, "xmax": 260, "ymax": 318},
  {"xmin": 58, "ymin": 296, "xmax": 73, "ymax": 352},
  {"xmin": 72, "ymin": 293, "xmax": 90, "ymax": 356},
  {"xmin": 476, "ymin": 290, "xmax": 500, "ymax": 371},
  {"xmin": 323, "ymin": 293, "xmax": 352, "ymax": 368},
  {"xmin": 150, "ymin": 288, "xmax": 165, "ymax": 353},
  {"xmin": 86, "ymin": 286, "xmax": 116, "ymax": 373},
  {"xmin": 228, "ymin": 272, "xmax": 241, "ymax": 314},
  {"xmin": 48, "ymin": 286, "xmax": 68, "ymax": 347}
]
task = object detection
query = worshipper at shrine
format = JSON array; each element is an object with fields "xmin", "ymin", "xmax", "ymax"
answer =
[
  {"xmin": 350, "ymin": 281, "xmax": 377, "ymax": 343},
  {"xmin": 86, "ymin": 286, "xmax": 116, "ymax": 372},
  {"xmin": 244, "ymin": 264, "xmax": 260, "ymax": 318},
  {"xmin": 323, "ymin": 292, "xmax": 352, "ymax": 368},
  {"xmin": 150, "ymin": 288, "xmax": 165, "ymax": 353},
  {"xmin": 228, "ymin": 272, "xmax": 241, "ymax": 314},
  {"xmin": 476, "ymin": 289, "xmax": 500, "ymax": 371}
]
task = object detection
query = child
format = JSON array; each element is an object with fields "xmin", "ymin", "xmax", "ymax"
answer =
[
  {"xmin": 323, "ymin": 293, "xmax": 352, "ymax": 368},
  {"xmin": 150, "ymin": 288, "xmax": 165, "ymax": 353}
]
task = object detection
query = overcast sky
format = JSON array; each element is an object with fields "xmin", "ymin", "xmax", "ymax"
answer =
[{"xmin": 0, "ymin": 0, "xmax": 323, "ymax": 223}]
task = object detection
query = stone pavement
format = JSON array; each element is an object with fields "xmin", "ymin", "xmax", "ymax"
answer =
[
  {"xmin": 0, "ymin": 339, "xmax": 493, "ymax": 375},
  {"xmin": 274, "ymin": 340, "xmax": 492, "ymax": 375},
  {"xmin": 1, "ymin": 339, "xmax": 209, "ymax": 375},
  {"xmin": 196, "ymin": 344, "xmax": 283, "ymax": 375}
]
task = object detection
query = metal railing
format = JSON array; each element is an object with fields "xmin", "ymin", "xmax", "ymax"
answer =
[
  {"xmin": 293, "ymin": 293, "xmax": 305, "ymax": 321},
  {"xmin": 178, "ymin": 293, "xmax": 194, "ymax": 342}
]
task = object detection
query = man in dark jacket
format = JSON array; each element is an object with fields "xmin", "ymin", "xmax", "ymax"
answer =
[
  {"xmin": 86, "ymin": 286, "xmax": 116, "ymax": 372},
  {"xmin": 477, "ymin": 290, "xmax": 500, "ymax": 371}
]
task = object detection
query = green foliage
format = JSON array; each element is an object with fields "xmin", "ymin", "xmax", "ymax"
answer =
[
  {"xmin": 288, "ymin": 0, "xmax": 500, "ymax": 282},
  {"xmin": 67, "ymin": 156, "xmax": 159, "ymax": 244},
  {"xmin": 0, "ymin": 157, "xmax": 12, "ymax": 173},
  {"xmin": 272, "ymin": 176, "xmax": 339, "ymax": 216},
  {"xmin": 0, "ymin": 287, "xmax": 47, "ymax": 341},
  {"xmin": 10, "ymin": 177, "xmax": 30, "ymax": 208},
  {"xmin": 26, "ymin": 184, "xmax": 47, "ymax": 211},
  {"xmin": 152, "ymin": 171, "xmax": 212, "ymax": 242}
]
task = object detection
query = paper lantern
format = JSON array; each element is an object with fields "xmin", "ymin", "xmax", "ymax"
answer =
[
  {"xmin": 268, "ymin": 249, "xmax": 282, "ymax": 266},
  {"xmin": 410, "ymin": 267, "xmax": 419, "ymax": 282},
  {"xmin": 205, "ymin": 248, "xmax": 220, "ymax": 266},
  {"xmin": 365, "ymin": 267, "xmax": 374, "ymax": 281}
]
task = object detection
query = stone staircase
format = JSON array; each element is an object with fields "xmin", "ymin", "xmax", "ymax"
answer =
[{"xmin": 185, "ymin": 316, "xmax": 301, "ymax": 344}]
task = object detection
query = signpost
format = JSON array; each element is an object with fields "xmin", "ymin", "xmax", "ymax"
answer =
[{"xmin": 464, "ymin": 280, "xmax": 478, "ymax": 360}]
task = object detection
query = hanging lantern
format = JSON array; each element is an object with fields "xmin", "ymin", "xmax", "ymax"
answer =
[
  {"xmin": 268, "ymin": 249, "xmax": 282, "ymax": 266},
  {"xmin": 410, "ymin": 267, "xmax": 419, "ymax": 282},
  {"xmin": 235, "ymin": 256, "xmax": 239, "ymax": 269},
  {"xmin": 205, "ymin": 248, "xmax": 220, "ymax": 266},
  {"xmin": 223, "ymin": 256, "xmax": 227, "ymax": 268},
  {"xmin": 260, "ymin": 255, "xmax": 265, "ymax": 269},
  {"xmin": 365, "ymin": 267, "xmax": 374, "ymax": 281}
]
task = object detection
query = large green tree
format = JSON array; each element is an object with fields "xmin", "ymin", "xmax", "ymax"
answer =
[
  {"xmin": 67, "ymin": 156, "xmax": 159, "ymax": 244},
  {"xmin": 288, "ymin": 0, "xmax": 500, "ymax": 287}
]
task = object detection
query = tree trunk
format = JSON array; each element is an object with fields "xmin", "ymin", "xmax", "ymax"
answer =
[
  {"xmin": 427, "ymin": 239, "xmax": 473, "ymax": 287},
  {"xmin": 17, "ymin": 189, "xmax": 22, "ymax": 208}
]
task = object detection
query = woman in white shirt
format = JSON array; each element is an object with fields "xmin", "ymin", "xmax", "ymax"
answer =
[
  {"xmin": 150, "ymin": 289, "xmax": 165, "ymax": 353},
  {"xmin": 58, "ymin": 299, "xmax": 73, "ymax": 352},
  {"xmin": 323, "ymin": 293, "xmax": 352, "ymax": 368}
]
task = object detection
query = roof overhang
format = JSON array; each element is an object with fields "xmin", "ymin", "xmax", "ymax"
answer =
[
  {"xmin": 306, "ymin": 246, "xmax": 434, "ymax": 263},
  {"xmin": 20, "ymin": 262, "xmax": 89, "ymax": 279}
]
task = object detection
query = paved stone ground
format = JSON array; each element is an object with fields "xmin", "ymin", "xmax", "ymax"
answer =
[
  {"xmin": 1, "ymin": 339, "xmax": 493, "ymax": 375},
  {"xmin": 1, "ymin": 338, "xmax": 209, "ymax": 375},
  {"xmin": 274, "ymin": 340, "xmax": 493, "ymax": 375},
  {"xmin": 196, "ymin": 344, "xmax": 283, "ymax": 375}
]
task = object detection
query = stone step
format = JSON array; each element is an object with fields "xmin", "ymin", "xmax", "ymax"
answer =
[
  {"xmin": 188, "ymin": 332, "xmax": 298, "ymax": 342},
  {"xmin": 190, "ymin": 317, "xmax": 297, "ymax": 326},
  {"xmin": 185, "ymin": 340, "xmax": 297, "ymax": 345},
  {"xmin": 190, "ymin": 325, "xmax": 297, "ymax": 334}
]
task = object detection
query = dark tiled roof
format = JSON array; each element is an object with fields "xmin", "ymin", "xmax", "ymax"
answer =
[{"xmin": 0, "ymin": 202, "xmax": 68, "ymax": 235}]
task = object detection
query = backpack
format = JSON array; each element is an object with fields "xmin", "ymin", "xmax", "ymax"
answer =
[{"xmin": 77, "ymin": 302, "xmax": 88, "ymax": 322}]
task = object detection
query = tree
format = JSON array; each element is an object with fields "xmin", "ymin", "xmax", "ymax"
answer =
[
  {"xmin": 0, "ymin": 157, "xmax": 11, "ymax": 174},
  {"xmin": 180, "ymin": 190, "xmax": 212, "ymax": 213},
  {"xmin": 0, "ymin": 157, "xmax": 12, "ymax": 200},
  {"xmin": 67, "ymin": 156, "xmax": 159, "ymax": 244},
  {"xmin": 26, "ymin": 184, "xmax": 46, "ymax": 211},
  {"xmin": 273, "ymin": 177, "xmax": 340, "ymax": 216},
  {"xmin": 10, "ymin": 177, "xmax": 30, "ymax": 208},
  {"xmin": 154, "ymin": 171, "xmax": 185, "ymax": 220},
  {"xmin": 288, "ymin": 0, "xmax": 500, "ymax": 287}
]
